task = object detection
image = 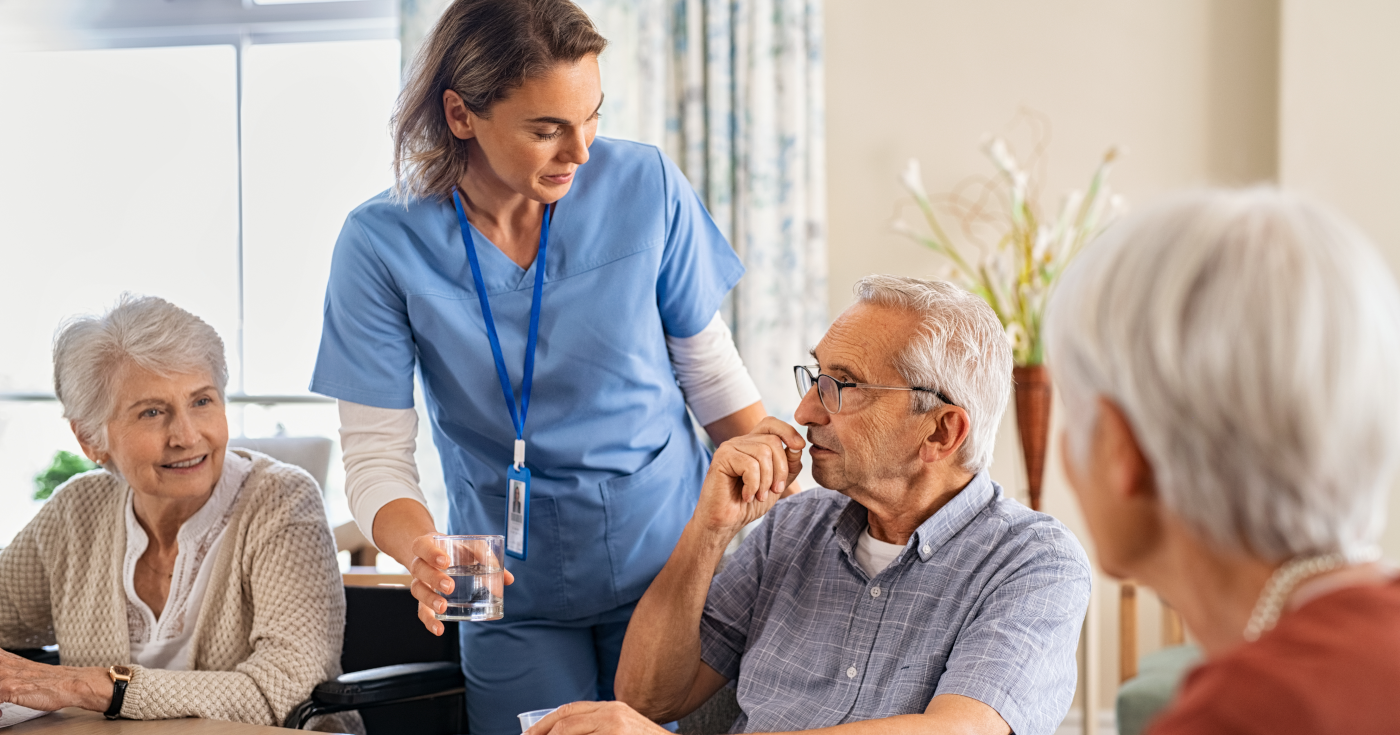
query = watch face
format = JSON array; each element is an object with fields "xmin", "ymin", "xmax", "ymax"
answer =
[{"xmin": 111, "ymin": 665, "xmax": 133, "ymax": 681}]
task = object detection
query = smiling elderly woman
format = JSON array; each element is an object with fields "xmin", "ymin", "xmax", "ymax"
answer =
[
  {"xmin": 0, "ymin": 296, "xmax": 355, "ymax": 731},
  {"xmin": 1044, "ymin": 190, "xmax": 1400, "ymax": 733}
]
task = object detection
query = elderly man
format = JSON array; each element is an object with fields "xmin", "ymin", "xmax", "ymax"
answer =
[{"xmin": 531, "ymin": 276, "xmax": 1090, "ymax": 735}]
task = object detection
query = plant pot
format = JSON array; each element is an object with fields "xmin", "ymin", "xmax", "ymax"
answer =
[{"xmin": 1013, "ymin": 364, "xmax": 1052, "ymax": 511}]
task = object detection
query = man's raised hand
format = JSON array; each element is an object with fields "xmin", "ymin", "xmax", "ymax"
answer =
[{"xmin": 693, "ymin": 417, "xmax": 805, "ymax": 534}]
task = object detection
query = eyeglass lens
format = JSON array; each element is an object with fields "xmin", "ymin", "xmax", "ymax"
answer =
[
  {"xmin": 795, "ymin": 366, "xmax": 814, "ymax": 398},
  {"xmin": 794, "ymin": 367, "xmax": 842, "ymax": 414},
  {"xmin": 818, "ymin": 375, "xmax": 842, "ymax": 413}
]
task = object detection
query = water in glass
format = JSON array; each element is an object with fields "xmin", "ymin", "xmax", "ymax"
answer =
[{"xmin": 438, "ymin": 563, "xmax": 504, "ymax": 621}]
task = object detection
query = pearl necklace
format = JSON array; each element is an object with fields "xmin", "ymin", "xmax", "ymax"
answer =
[{"xmin": 1243, "ymin": 545, "xmax": 1382, "ymax": 642}]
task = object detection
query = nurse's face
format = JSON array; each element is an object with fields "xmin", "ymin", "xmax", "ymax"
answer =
[{"xmin": 445, "ymin": 55, "xmax": 603, "ymax": 204}]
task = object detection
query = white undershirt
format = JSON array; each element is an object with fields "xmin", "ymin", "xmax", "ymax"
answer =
[
  {"xmin": 854, "ymin": 526, "xmax": 905, "ymax": 578},
  {"xmin": 124, "ymin": 450, "xmax": 251, "ymax": 670},
  {"xmin": 663, "ymin": 313, "xmax": 760, "ymax": 424},
  {"xmin": 340, "ymin": 312, "xmax": 761, "ymax": 542}
]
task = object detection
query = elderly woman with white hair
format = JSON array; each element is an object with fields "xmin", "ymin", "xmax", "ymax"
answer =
[
  {"xmin": 0, "ymin": 295, "xmax": 356, "ymax": 731},
  {"xmin": 1045, "ymin": 189, "xmax": 1400, "ymax": 733}
]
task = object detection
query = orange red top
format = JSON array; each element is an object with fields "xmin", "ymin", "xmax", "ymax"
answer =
[{"xmin": 1150, "ymin": 577, "xmax": 1400, "ymax": 735}]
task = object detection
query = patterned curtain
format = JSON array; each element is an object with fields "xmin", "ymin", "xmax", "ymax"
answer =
[{"xmin": 400, "ymin": 0, "xmax": 828, "ymax": 421}]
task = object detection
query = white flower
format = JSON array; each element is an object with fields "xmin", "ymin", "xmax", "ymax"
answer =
[
  {"xmin": 1010, "ymin": 171, "xmax": 1029, "ymax": 222},
  {"xmin": 1082, "ymin": 186, "xmax": 1112, "ymax": 235},
  {"xmin": 1109, "ymin": 194, "xmax": 1126, "ymax": 218},
  {"xmin": 1053, "ymin": 190, "xmax": 1084, "ymax": 255},
  {"xmin": 1005, "ymin": 321, "xmax": 1029, "ymax": 352},
  {"xmin": 901, "ymin": 158, "xmax": 928, "ymax": 199},
  {"xmin": 1058, "ymin": 189, "xmax": 1083, "ymax": 225},
  {"xmin": 1033, "ymin": 225, "xmax": 1052, "ymax": 263},
  {"xmin": 982, "ymin": 137, "xmax": 1021, "ymax": 179}
]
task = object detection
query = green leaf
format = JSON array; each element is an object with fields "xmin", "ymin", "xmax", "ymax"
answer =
[{"xmin": 33, "ymin": 450, "xmax": 97, "ymax": 501}]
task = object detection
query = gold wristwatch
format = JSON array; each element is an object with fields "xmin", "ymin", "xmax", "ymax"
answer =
[{"xmin": 104, "ymin": 665, "xmax": 133, "ymax": 720}]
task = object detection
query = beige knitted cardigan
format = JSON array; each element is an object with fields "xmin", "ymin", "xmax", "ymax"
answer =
[{"xmin": 0, "ymin": 449, "xmax": 358, "ymax": 731}]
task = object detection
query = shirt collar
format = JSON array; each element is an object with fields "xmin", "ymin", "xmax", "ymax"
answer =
[
  {"xmin": 831, "ymin": 470, "xmax": 998, "ymax": 563},
  {"xmin": 912, "ymin": 470, "xmax": 996, "ymax": 561},
  {"xmin": 831, "ymin": 500, "xmax": 869, "ymax": 557},
  {"xmin": 178, "ymin": 449, "xmax": 253, "ymax": 543}
]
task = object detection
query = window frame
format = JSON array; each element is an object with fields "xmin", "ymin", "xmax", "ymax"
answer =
[{"xmin": 0, "ymin": 0, "xmax": 397, "ymax": 405}]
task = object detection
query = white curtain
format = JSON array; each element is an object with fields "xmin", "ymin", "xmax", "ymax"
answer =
[{"xmin": 400, "ymin": 0, "xmax": 828, "ymax": 421}]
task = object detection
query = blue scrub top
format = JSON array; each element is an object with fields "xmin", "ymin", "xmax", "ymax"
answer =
[{"xmin": 312, "ymin": 137, "xmax": 744, "ymax": 621}]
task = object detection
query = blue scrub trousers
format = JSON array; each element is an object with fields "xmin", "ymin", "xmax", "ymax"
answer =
[{"xmin": 462, "ymin": 603, "xmax": 635, "ymax": 735}]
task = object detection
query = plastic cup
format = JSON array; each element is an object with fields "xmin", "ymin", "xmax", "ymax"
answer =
[{"xmin": 518, "ymin": 708, "xmax": 557, "ymax": 732}]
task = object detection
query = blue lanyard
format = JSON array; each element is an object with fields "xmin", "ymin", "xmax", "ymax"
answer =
[{"xmin": 452, "ymin": 188, "xmax": 550, "ymax": 468}]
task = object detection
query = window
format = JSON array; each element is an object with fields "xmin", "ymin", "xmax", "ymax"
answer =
[
  {"xmin": 0, "ymin": 5, "xmax": 404, "ymax": 545},
  {"xmin": 241, "ymin": 39, "xmax": 400, "ymax": 395},
  {"xmin": 0, "ymin": 46, "xmax": 241, "ymax": 394}
]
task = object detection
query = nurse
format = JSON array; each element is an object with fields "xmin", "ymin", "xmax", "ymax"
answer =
[{"xmin": 310, "ymin": 1, "xmax": 779, "ymax": 733}]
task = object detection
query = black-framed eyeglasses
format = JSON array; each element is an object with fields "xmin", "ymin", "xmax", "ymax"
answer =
[{"xmin": 794, "ymin": 365, "xmax": 955, "ymax": 414}]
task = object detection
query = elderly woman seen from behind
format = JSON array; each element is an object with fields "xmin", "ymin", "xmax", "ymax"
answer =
[
  {"xmin": 1045, "ymin": 189, "xmax": 1400, "ymax": 734},
  {"xmin": 0, "ymin": 296, "xmax": 356, "ymax": 731}
]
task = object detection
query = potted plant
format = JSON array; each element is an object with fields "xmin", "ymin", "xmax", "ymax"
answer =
[
  {"xmin": 895, "ymin": 125, "xmax": 1120, "ymax": 510},
  {"xmin": 33, "ymin": 450, "xmax": 97, "ymax": 501}
]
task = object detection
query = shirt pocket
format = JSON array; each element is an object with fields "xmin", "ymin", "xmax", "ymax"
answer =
[
  {"xmin": 599, "ymin": 429, "xmax": 705, "ymax": 606},
  {"xmin": 471, "ymin": 491, "xmax": 570, "ymax": 619},
  {"xmin": 881, "ymin": 660, "xmax": 946, "ymax": 716}
]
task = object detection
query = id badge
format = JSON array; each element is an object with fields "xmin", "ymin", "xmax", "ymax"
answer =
[{"xmin": 506, "ymin": 465, "xmax": 530, "ymax": 559}]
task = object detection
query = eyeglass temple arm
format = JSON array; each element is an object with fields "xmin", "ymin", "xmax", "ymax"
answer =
[{"xmin": 797, "ymin": 366, "xmax": 955, "ymax": 407}]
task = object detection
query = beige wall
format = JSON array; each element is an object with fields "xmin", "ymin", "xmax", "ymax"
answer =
[
  {"xmin": 825, "ymin": 0, "xmax": 1281, "ymax": 719},
  {"xmin": 1279, "ymin": 0, "xmax": 1400, "ymax": 557}
]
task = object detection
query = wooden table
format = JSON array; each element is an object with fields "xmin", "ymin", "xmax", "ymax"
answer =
[
  {"xmin": 7, "ymin": 709, "xmax": 291, "ymax": 733},
  {"xmin": 6, "ymin": 571, "xmax": 412, "ymax": 732},
  {"xmin": 341, "ymin": 566, "xmax": 411, "ymax": 588}
]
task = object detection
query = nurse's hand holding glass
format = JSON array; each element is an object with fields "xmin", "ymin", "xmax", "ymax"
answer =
[
  {"xmin": 411, "ymin": 534, "xmax": 514, "ymax": 628},
  {"xmin": 311, "ymin": 2, "xmax": 787, "ymax": 733}
]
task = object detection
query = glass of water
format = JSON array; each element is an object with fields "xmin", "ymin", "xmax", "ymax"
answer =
[{"xmin": 433, "ymin": 534, "xmax": 505, "ymax": 622}]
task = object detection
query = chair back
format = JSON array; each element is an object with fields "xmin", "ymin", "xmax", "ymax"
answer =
[
  {"xmin": 343, "ymin": 585, "xmax": 458, "ymax": 671},
  {"xmin": 1116, "ymin": 581, "xmax": 1200, "ymax": 735},
  {"xmin": 678, "ymin": 685, "xmax": 742, "ymax": 735},
  {"xmin": 342, "ymin": 585, "xmax": 463, "ymax": 734},
  {"xmin": 230, "ymin": 436, "xmax": 333, "ymax": 489}
]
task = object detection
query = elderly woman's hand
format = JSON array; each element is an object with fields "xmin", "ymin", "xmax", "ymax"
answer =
[
  {"xmin": 409, "ymin": 533, "xmax": 516, "ymax": 636},
  {"xmin": 0, "ymin": 650, "xmax": 113, "ymax": 713}
]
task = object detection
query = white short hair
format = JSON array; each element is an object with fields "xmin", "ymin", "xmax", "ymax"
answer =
[
  {"xmin": 53, "ymin": 294, "xmax": 228, "ymax": 453},
  {"xmin": 854, "ymin": 275, "xmax": 1012, "ymax": 474},
  {"xmin": 1044, "ymin": 189, "xmax": 1400, "ymax": 561}
]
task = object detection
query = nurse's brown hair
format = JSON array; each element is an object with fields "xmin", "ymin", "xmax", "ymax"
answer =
[{"xmin": 391, "ymin": 0, "xmax": 607, "ymax": 201}]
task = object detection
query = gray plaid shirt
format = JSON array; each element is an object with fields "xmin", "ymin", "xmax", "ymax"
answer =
[{"xmin": 699, "ymin": 472, "xmax": 1091, "ymax": 735}]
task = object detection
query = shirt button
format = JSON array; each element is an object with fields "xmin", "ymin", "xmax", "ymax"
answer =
[
  {"xmin": 870, "ymin": 586, "xmax": 881, "ymax": 598},
  {"xmin": 921, "ymin": 544, "xmax": 931, "ymax": 555},
  {"xmin": 846, "ymin": 666, "xmax": 857, "ymax": 679}
]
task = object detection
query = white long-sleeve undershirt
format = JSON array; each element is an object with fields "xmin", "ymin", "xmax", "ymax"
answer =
[{"xmin": 340, "ymin": 313, "xmax": 760, "ymax": 544}]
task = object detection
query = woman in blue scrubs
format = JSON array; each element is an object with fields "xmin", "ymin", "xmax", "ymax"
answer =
[{"xmin": 311, "ymin": 1, "xmax": 776, "ymax": 733}]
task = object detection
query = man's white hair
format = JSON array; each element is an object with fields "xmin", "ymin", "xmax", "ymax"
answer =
[
  {"xmin": 1044, "ymin": 188, "xmax": 1400, "ymax": 561},
  {"xmin": 53, "ymin": 294, "xmax": 228, "ymax": 453},
  {"xmin": 854, "ymin": 275, "xmax": 1012, "ymax": 474}
]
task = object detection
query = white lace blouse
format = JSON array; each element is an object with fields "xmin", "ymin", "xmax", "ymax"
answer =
[{"xmin": 122, "ymin": 450, "xmax": 252, "ymax": 670}]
